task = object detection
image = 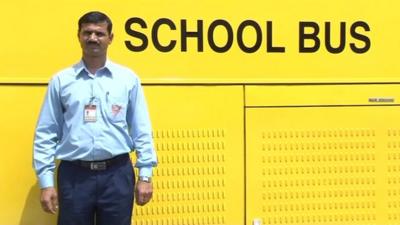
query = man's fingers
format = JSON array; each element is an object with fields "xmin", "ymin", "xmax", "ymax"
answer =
[
  {"xmin": 40, "ymin": 187, "xmax": 58, "ymax": 214},
  {"xmin": 137, "ymin": 197, "xmax": 150, "ymax": 206},
  {"xmin": 135, "ymin": 192, "xmax": 149, "ymax": 206},
  {"xmin": 139, "ymin": 192, "xmax": 151, "ymax": 205},
  {"xmin": 41, "ymin": 199, "xmax": 54, "ymax": 213},
  {"xmin": 41, "ymin": 199, "xmax": 57, "ymax": 214},
  {"xmin": 52, "ymin": 194, "xmax": 59, "ymax": 212},
  {"xmin": 40, "ymin": 201, "xmax": 50, "ymax": 213},
  {"xmin": 135, "ymin": 181, "xmax": 153, "ymax": 206},
  {"xmin": 141, "ymin": 191, "xmax": 152, "ymax": 200}
]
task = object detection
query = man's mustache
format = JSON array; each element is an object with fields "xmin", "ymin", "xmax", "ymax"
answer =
[{"xmin": 86, "ymin": 40, "xmax": 99, "ymax": 45}]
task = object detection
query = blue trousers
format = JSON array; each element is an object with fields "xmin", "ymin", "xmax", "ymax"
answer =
[{"xmin": 57, "ymin": 157, "xmax": 135, "ymax": 225}]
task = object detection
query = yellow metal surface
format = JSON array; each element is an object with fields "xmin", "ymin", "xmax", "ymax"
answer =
[
  {"xmin": 246, "ymin": 103, "xmax": 400, "ymax": 224},
  {"xmin": 0, "ymin": 85, "xmax": 55, "ymax": 225},
  {"xmin": 1, "ymin": 0, "xmax": 399, "ymax": 83},
  {"xmin": 3, "ymin": 82, "xmax": 400, "ymax": 225},
  {"xmin": 133, "ymin": 86, "xmax": 244, "ymax": 225},
  {"xmin": 246, "ymin": 84, "xmax": 400, "ymax": 106},
  {"xmin": 0, "ymin": 85, "xmax": 244, "ymax": 225}
]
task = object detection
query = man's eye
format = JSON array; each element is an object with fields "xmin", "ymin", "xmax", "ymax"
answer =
[{"xmin": 83, "ymin": 31, "xmax": 95, "ymax": 36}]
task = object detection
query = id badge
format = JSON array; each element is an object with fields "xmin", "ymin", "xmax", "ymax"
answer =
[{"xmin": 84, "ymin": 104, "xmax": 97, "ymax": 122}]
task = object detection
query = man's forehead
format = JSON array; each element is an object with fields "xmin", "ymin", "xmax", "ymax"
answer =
[{"xmin": 80, "ymin": 22, "xmax": 108, "ymax": 30}]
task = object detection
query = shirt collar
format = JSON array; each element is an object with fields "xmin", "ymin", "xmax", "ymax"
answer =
[{"xmin": 73, "ymin": 59, "xmax": 113, "ymax": 77}]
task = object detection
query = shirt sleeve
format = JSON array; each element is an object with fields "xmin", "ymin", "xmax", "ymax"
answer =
[
  {"xmin": 127, "ymin": 76, "xmax": 157, "ymax": 177},
  {"xmin": 33, "ymin": 76, "xmax": 64, "ymax": 188}
]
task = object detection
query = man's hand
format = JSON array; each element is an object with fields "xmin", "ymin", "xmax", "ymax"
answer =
[
  {"xmin": 135, "ymin": 181, "xmax": 153, "ymax": 206},
  {"xmin": 40, "ymin": 187, "xmax": 58, "ymax": 214}
]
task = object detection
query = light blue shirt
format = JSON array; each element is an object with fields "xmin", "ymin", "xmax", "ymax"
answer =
[{"xmin": 33, "ymin": 59, "xmax": 157, "ymax": 188}]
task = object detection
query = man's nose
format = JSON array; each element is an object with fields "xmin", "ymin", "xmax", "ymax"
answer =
[{"xmin": 88, "ymin": 33, "xmax": 98, "ymax": 41}]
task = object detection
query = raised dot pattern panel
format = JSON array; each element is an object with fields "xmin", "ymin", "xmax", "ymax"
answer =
[
  {"xmin": 135, "ymin": 129, "xmax": 226, "ymax": 225},
  {"xmin": 133, "ymin": 86, "xmax": 244, "ymax": 225},
  {"xmin": 260, "ymin": 129, "xmax": 377, "ymax": 224},
  {"xmin": 246, "ymin": 107, "xmax": 400, "ymax": 225},
  {"xmin": 387, "ymin": 129, "xmax": 400, "ymax": 222}
]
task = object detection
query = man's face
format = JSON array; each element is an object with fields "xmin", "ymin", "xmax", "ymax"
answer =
[{"xmin": 78, "ymin": 22, "xmax": 113, "ymax": 58}]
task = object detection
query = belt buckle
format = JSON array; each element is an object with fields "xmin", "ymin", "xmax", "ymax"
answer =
[{"xmin": 90, "ymin": 161, "xmax": 107, "ymax": 170}]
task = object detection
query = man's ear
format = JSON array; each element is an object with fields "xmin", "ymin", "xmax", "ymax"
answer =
[{"xmin": 109, "ymin": 33, "xmax": 114, "ymax": 43}]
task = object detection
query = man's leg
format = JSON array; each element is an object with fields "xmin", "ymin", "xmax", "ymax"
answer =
[
  {"xmin": 57, "ymin": 161, "xmax": 96, "ymax": 225},
  {"xmin": 96, "ymin": 159, "xmax": 135, "ymax": 225}
]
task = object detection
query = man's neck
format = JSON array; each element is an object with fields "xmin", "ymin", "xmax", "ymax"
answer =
[{"xmin": 82, "ymin": 56, "xmax": 107, "ymax": 75}]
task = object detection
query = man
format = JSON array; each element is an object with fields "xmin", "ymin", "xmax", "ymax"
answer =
[{"xmin": 33, "ymin": 11, "xmax": 157, "ymax": 225}]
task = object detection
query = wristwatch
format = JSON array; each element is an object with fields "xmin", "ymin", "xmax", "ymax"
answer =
[{"xmin": 138, "ymin": 176, "xmax": 152, "ymax": 183}]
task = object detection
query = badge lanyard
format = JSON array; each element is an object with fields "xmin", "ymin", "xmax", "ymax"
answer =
[{"xmin": 84, "ymin": 84, "xmax": 97, "ymax": 122}]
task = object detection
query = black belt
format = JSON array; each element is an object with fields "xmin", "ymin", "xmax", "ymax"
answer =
[{"xmin": 65, "ymin": 153, "xmax": 130, "ymax": 171}]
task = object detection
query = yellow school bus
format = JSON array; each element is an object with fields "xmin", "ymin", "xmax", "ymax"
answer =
[{"xmin": 1, "ymin": 0, "xmax": 400, "ymax": 224}]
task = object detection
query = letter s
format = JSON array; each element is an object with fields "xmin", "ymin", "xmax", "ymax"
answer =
[
  {"xmin": 350, "ymin": 21, "xmax": 371, "ymax": 54},
  {"xmin": 125, "ymin": 17, "xmax": 148, "ymax": 52}
]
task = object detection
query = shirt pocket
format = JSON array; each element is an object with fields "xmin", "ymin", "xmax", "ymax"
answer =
[{"xmin": 105, "ymin": 95, "xmax": 128, "ymax": 123}]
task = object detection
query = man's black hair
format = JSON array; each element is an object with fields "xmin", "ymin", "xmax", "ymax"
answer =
[{"xmin": 78, "ymin": 11, "xmax": 113, "ymax": 34}]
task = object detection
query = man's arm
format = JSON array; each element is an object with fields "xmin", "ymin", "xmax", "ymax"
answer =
[
  {"xmin": 127, "ymin": 76, "xmax": 157, "ymax": 205},
  {"xmin": 33, "ymin": 76, "xmax": 64, "ymax": 212}
]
